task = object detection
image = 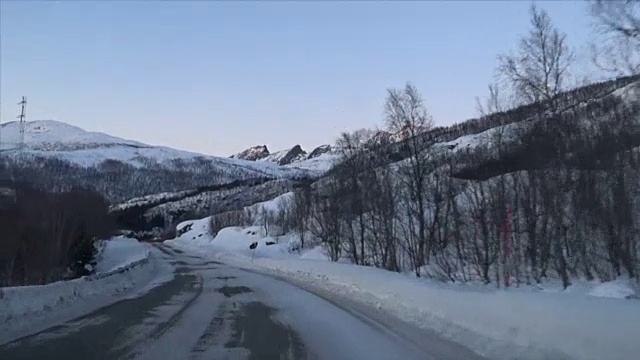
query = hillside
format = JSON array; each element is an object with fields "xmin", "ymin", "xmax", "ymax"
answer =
[
  {"xmin": 267, "ymin": 74, "xmax": 640, "ymax": 292},
  {"xmin": 328, "ymin": 74, "xmax": 640, "ymax": 180},
  {"xmin": 147, "ymin": 74, "xmax": 640, "ymax": 359},
  {"xmin": 107, "ymin": 75, "xmax": 640, "ymax": 240},
  {"xmin": 110, "ymin": 177, "xmax": 305, "ymax": 240}
]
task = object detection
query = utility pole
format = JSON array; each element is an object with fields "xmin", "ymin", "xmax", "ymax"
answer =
[{"xmin": 17, "ymin": 96, "xmax": 26, "ymax": 150}]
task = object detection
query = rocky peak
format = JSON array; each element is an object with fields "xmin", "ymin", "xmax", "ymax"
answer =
[
  {"xmin": 230, "ymin": 145, "xmax": 270, "ymax": 161},
  {"xmin": 306, "ymin": 144, "xmax": 332, "ymax": 159},
  {"xmin": 276, "ymin": 145, "xmax": 307, "ymax": 165}
]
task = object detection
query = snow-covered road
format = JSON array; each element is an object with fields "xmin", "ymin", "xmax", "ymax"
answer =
[{"xmin": 0, "ymin": 244, "xmax": 483, "ymax": 360}]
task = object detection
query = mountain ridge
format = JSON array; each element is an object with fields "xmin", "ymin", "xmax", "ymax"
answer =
[
  {"xmin": 230, "ymin": 143, "xmax": 335, "ymax": 165},
  {"xmin": 229, "ymin": 124, "xmax": 416, "ymax": 166}
]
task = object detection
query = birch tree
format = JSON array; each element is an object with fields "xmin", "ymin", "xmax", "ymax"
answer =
[
  {"xmin": 589, "ymin": 0, "xmax": 640, "ymax": 75},
  {"xmin": 498, "ymin": 4, "xmax": 574, "ymax": 109},
  {"xmin": 384, "ymin": 83, "xmax": 434, "ymax": 275}
]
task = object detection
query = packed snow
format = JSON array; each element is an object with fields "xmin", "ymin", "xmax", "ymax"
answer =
[
  {"xmin": 165, "ymin": 215, "xmax": 640, "ymax": 360},
  {"xmin": 0, "ymin": 237, "xmax": 173, "ymax": 345}
]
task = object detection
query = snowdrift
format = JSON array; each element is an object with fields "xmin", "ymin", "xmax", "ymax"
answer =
[{"xmin": 167, "ymin": 216, "xmax": 299, "ymax": 260}]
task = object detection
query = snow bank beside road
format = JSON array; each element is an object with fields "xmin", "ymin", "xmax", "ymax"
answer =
[
  {"xmin": 166, "ymin": 223, "xmax": 640, "ymax": 360},
  {"xmin": 588, "ymin": 278, "xmax": 637, "ymax": 299},
  {"xmin": 168, "ymin": 217, "xmax": 299, "ymax": 259},
  {"xmin": 94, "ymin": 236, "xmax": 150, "ymax": 274},
  {"xmin": 249, "ymin": 259, "xmax": 640, "ymax": 360},
  {"xmin": 0, "ymin": 237, "xmax": 170, "ymax": 345}
]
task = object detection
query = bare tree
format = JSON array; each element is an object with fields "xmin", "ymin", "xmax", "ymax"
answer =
[
  {"xmin": 591, "ymin": 0, "xmax": 640, "ymax": 40},
  {"xmin": 498, "ymin": 4, "xmax": 574, "ymax": 108},
  {"xmin": 366, "ymin": 166, "xmax": 401, "ymax": 271},
  {"xmin": 384, "ymin": 83, "xmax": 434, "ymax": 275},
  {"xmin": 589, "ymin": 0, "xmax": 640, "ymax": 75},
  {"xmin": 333, "ymin": 129, "xmax": 378, "ymax": 265},
  {"xmin": 308, "ymin": 182, "xmax": 343, "ymax": 262},
  {"xmin": 476, "ymin": 85, "xmax": 517, "ymax": 287},
  {"xmin": 291, "ymin": 184, "xmax": 312, "ymax": 249},
  {"xmin": 385, "ymin": 83, "xmax": 434, "ymax": 136}
]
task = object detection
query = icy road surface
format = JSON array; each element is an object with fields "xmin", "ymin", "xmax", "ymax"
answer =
[{"xmin": 0, "ymin": 245, "xmax": 484, "ymax": 360}]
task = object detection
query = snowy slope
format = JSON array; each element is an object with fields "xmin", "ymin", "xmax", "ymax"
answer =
[
  {"xmin": 434, "ymin": 80, "xmax": 640, "ymax": 158},
  {"xmin": 0, "ymin": 120, "xmax": 146, "ymax": 150},
  {"xmin": 244, "ymin": 191, "xmax": 294, "ymax": 215}
]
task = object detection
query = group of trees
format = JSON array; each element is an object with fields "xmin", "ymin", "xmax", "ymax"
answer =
[
  {"xmin": 0, "ymin": 183, "xmax": 115, "ymax": 286},
  {"xmin": 280, "ymin": 2, "xmax": 640, "ymax": 288}
]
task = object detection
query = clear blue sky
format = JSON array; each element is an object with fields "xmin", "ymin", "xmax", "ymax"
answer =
[{"xmin": 1, "ymin": 0, "xmax": 596, "ymax": 156}]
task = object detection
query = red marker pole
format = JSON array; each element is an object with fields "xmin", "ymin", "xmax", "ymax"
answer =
[{"xmin": 504, "ymin": 207, "xmax": 512, "ymax": 288}]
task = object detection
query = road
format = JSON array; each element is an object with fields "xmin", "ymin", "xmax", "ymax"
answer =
[{"xmin": 0, "ymin": 245, "xmax": 485, "ymax": 360}]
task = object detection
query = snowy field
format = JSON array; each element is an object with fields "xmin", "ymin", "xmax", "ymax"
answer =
[
  {"xmin": 166, "ymin": 213, "xmax": 640, "ymax": 360},
  {"xmin": 0, "ymin": 237, "xmax": 173, "ymax": 345}
]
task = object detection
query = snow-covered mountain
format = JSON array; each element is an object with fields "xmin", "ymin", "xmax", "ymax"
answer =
[
  {"xmin": 0, "ymin": 120, "xmax": 337, "ymax": 176},
  {"xmin": 0, "ymin": 120, "xmax": 339, "ymax": 202}
]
